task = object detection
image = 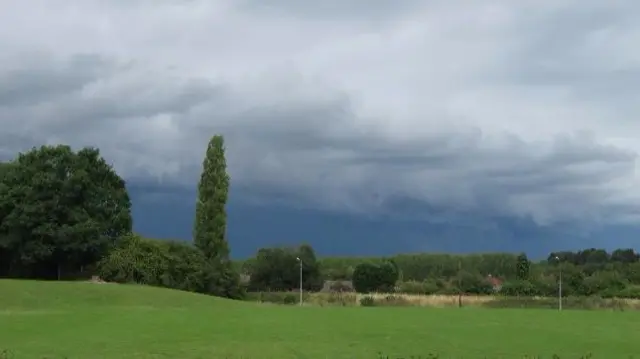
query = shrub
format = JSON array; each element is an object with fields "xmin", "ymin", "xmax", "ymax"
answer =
[
  {"xmin": 97, "ymin": 235, "xmax": 168, "ymax": 286},
  {"xmin": 437, "ymin": 286, "xmax": 462, "ymax": 295},
  {"xmin": 500, "ymin": 280, "xmax": 538, "ymax": 296},
  {"xmin": 397, "ymin": 280, "xmax": 439, "ymax": 295},
  {"xmin": 325, "ymin": 292, "xmax": 357, "ymax": 306},
  {"xmin": 97, "ymin": 235, "xmax": 210, "ymax": 294},
  {"xmin": 530, "ymin": 276, "xmax": 558, "ymax": 297},
  {"xmin": 247, "ymin": 291, "xmax": 310, "ymax": 305},
  {"xmin": 283, "ymin": 293, "xmax": 298, "ymax": 305},
  {"xmin": 379, "ymin": 295, "xmax": 411, "ymax": 306},
  {"xmin": 604, "ymin": 285, "xmax": 640, "ymax": 299},
  {"xmin": 360, "ymin": 296, "xmax": 375, "ymax": 306},
  {"xmin": 456, "ymin": 270, "xmax": 494, "ymax": 294},
  {"xmin": 260, "ymin": 292, "xmax": 287, "ymax": 304},
  {"xmin": 578, "ymin": 271, "xmax": 627, "ymax": 296}
]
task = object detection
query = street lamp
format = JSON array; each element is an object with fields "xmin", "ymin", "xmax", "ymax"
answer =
[
  {"xmin": 554, "ymin": 256, "xmax": 562, "ymax": 311},
  {"xmin": 296, "ymin": 257, "xmax": 303, "ymax": 306}
]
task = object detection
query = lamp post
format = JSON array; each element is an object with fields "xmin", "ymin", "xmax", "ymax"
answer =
[
  {"xmin": 296, "ymin": 257, "xmax": 302, "ymax": 306},
  {"xmin": 554, "ymin": 256, "xmax": 562, "ymax": 311}
]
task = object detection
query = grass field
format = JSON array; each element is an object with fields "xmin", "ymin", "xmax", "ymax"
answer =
[{"xmin": 1, "ymin": 280, "xmax": 639, "ymax": 358}]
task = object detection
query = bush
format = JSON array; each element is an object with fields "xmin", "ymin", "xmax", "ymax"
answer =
[
  {"xmin": 260, "ymin": 292, "xmax": 288, "ymax": 304},
  {"xmin": 580, "ymin": 271, "xmax": 628, "ymax": 296},
  {"xmin": 97, "ymin": 235, "xmax": 167, "ymax": 286},
  {"xmin": 436, "ymin": 286, "xmax": 462, "ymax": 295},
  {"xmin": 456, "ymin": 270, "xmax": 494, "ymax": 294},
  {"xmin": 484, "ymin": 295, "xmax": 632, "ymax": 310},
  {"xmin": 603, "ymin": 285, "xmax": 640, "ymax": 299},
  {"xmin": 283, "ymin": 293, "xmax": 298, "ymax": 305},
  {"xmin": 247, "ymin": 291, "xmax": 309, "ymax": 305},
  {"xmin": 379, "ymin": 295, "xmax": 411, "ymax": 306},
  {"xmin": 530, "ymin": 276, "xmax": 558, "ymax": 297},
  {"xmin": 360, "ymin": 296, "xmax": 375, "ymax": 306},
  {"xmin": 500, "ymin": 280, "xmax": 538, "ymax": 296},
  {"xmin": 325, "ymin": 292, "xmax": 357, "ymax": 306},
  {"xmin": 97, "ymin": 235, "xmax": 210, "ymax": 294},
  {"xmin": 397, "ymin": 280, "xmax": 439, "ymax": 295}
]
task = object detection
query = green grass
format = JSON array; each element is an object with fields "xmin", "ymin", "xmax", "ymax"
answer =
[{"xmin": 1, "ymin": 280, "xmax": 639, "ymax": 358}]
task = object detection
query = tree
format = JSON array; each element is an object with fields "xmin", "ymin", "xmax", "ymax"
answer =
[
  {"xmin": 249, "ymin": 247, "xmax": 291, "ymax": 291},
  {"xmin": 352, "ymin": 262, "xmax": 379, "ymax": 293},
  {"xmin": 352, "ymin": 261, "xmax": 399, "ymax": 293},
  {"xmin": 581, "ymin": 271, "xmax": 627, "ymax": 297},
  {"xmin": 0, "ymin": 161, "xmax": 14, "ymax": 276},
  {"xmin": 193, "ymin": 135, "xmax": 241, "ymax": 298},
  {"xmin": 248, "ymin": 244, "xmax": 322, "ymax": 292},
  {"xmin": 516, "ymin": 253, "xmax": 530, "ymax": 281},
  {"xmin": 547, "ymin": 251, "xmax": 576, "ymax": 265},
  {"xmin": 296, "ymin": 244, "xmax": 323, "ymax": 290},
  {"xmin": 611, "ymin": 248, "xmax": 639, "ymax": 264},
  {"xmin": 0, "ymin": 145, "xmax": 132, "ymax": 279},
  {"xmin": 576, "ymin": 248, "xmax": 609, "ymax": 265},
  {"xmin": 455, "ymin": 270, "xmax": 494, "ymax": 294}
]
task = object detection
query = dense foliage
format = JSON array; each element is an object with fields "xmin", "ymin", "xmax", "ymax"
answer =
[
  {"xmin": 237, "ymin": 248, "xmax": 640, "ymax": 298},
  {"xmin": 352, "ymin": 261, "xmax": 399, "ymax": 293},
  {"xmin": 97, "ymin": 234, "xmax": 210, "ymax": 293},
  {"xmin": 0, "ymin": 145, "xmax": 132, "ymax": 280},
  {"xmin": 0, "ymin": 140, "xmax": 243, "ymax": 300},
  {"xmin": 247, "ymin": 244, "xmax": 322, "ymax": 291}
]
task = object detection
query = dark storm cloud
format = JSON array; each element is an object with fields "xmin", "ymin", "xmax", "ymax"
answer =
[
  {"xmin": 1, "ymin": 0, "xmax": 640, "ymax": 227},
  {"xmin": 0, "ymin": 54, "xmax": 113, "ymax": 107}
]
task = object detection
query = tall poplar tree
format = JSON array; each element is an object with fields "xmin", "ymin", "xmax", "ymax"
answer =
[
  {"xmin": 193, "ymin": 135, "xmax": 241, "ymax": 298},
  {"xmin": 516, "ymin": 252, "xmax": 530, "ymax": 281}
]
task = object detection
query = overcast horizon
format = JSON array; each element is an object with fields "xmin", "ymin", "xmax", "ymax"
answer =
[{"xmin": 2, "ymin": 0, "xmax": 640, "ymax": 258}]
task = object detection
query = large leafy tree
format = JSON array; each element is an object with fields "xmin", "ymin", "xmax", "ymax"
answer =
[
  {"xmin": 248, "ymin": 244, "xmax": 323, "ymax": 292},
  {"xmin": 193, "ymin": 135, "xmax": 241, "ymax": 298},
  {"xmin": 0, "ymin": 145, "xmax": 132, "ymax": 279},
  {"xmin": 611, "ymin": 248, "xmax": 639, "ymax": 264},
  {"xmin": 352, "ymin": 260, "xmax": 399, "ymax": 293}
]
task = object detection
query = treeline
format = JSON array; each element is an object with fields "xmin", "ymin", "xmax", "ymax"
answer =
[
  {"xmin": 239, "ymin": 247, "xmax": 640, "ymax": 298},
  {"xmin": 0, "ymin": 136, "xmax": 242, "ymax": 299},
  {"xmin": 3, "ymin": 140, "xmax": 639, "ymax": 301}
]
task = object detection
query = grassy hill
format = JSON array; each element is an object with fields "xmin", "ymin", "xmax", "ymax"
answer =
[{"xmin": 1, "ymin": 280, "xmax": 639, "ymax": 358}]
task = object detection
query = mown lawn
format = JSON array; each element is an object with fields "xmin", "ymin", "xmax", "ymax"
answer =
[{"xmin": 0, "ymin": 280, "xmax": 638, "ymax": 358}]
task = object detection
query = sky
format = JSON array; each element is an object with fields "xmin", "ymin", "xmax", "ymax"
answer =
[{"xmin": 1, "ymin": 0, "xmax": 640, "ymax": 258}]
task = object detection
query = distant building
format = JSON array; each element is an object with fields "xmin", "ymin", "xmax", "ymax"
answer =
[
  {"xmin": 486, "ymin": 274, "xmax": 503, "ymax": 292},
  {"xmin": 321, "ymin": 280, "xmax": 354, "ymax": 293}
]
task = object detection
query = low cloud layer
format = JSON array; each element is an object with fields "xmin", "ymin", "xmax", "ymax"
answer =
[{"xmin": 1, "ymin": 0, "xmax": 640, "ymax": 226}]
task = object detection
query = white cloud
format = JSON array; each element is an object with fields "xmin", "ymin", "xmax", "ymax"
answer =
[{"xmin": 1, "ymin": 0, "xmax": 640, "ymax": 225}]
